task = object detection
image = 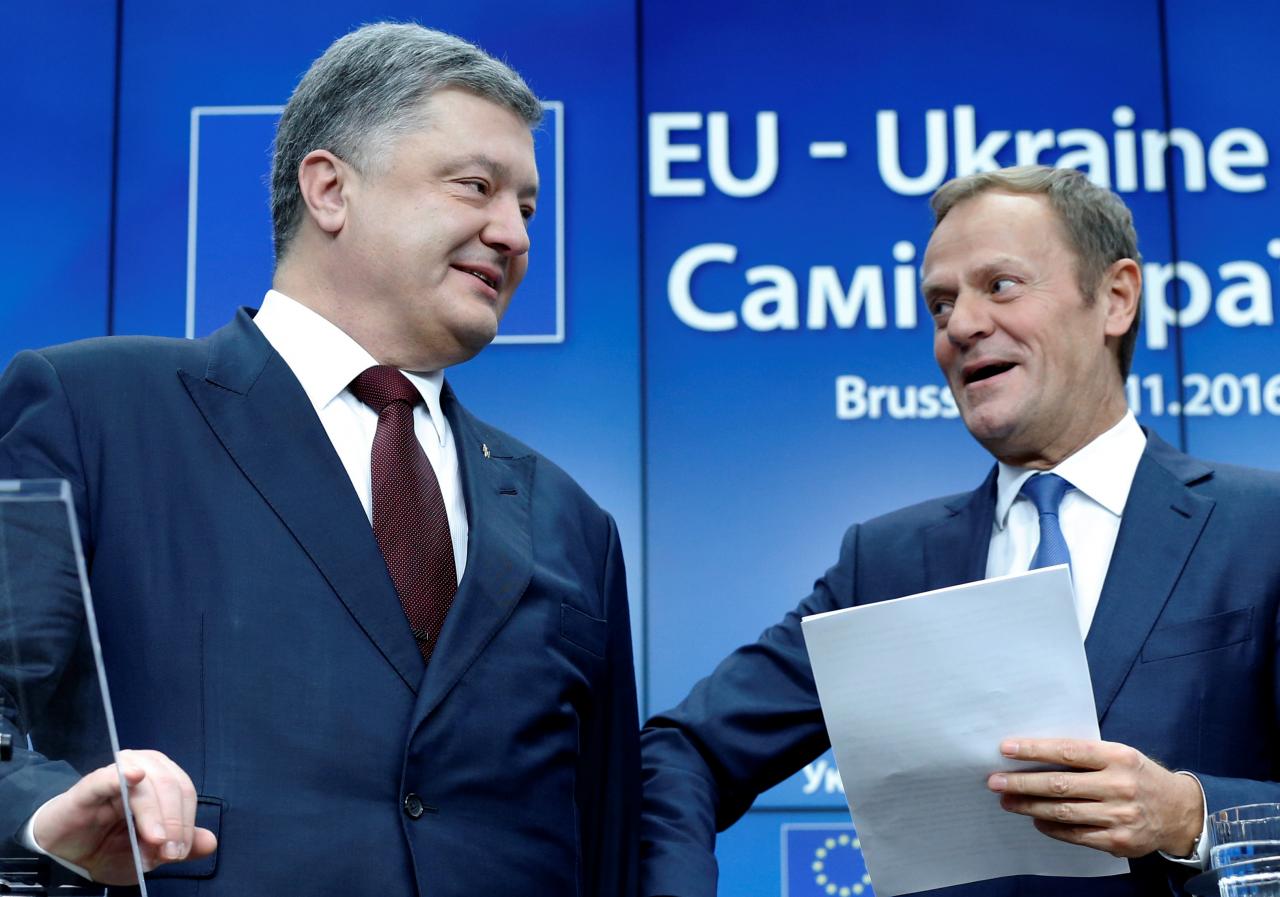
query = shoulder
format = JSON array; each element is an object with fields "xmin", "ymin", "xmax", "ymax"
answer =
[
  {"xmin": 853, "ymin": 488, "xmax": 984, "ymax": 546},
  {"xmin": 1191, "ymin": 460, "xmax": 1280, "ymax": 525},
  {"xmin": 0, "ymin": 334, "xmax": 212, "ymax": 434},
  {"xmin": 31, "ymin": 334, "xmax": 210, "ymax": 386},
  {"xmin": 1143, "ymin": 432, "xmax": 1280, "ymax": 508},
  {"xmin": 1, "ymin": 335, "xmax": 214, "ymax": 416}
]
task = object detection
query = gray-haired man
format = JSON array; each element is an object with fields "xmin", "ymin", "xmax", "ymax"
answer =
[
  {"xmin": 0, "ymin": 23, "xmax": 638, "ymax": 896},
  {"xmin": 642, "ymin": 166, "xmax": 1280, "ymax": 897}
]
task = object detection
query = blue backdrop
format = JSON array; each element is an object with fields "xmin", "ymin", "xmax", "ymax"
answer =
[{"xmin": 4, "ymin": 2, "xmax": 1276, "ymax": 894}]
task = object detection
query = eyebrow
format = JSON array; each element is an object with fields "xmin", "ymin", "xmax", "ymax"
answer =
[
  {"xmin": 969, "ymin": 255, "xmax": 1029, "ymax": 281},
  {"xmin": 448, "ymin": 153, "xmax": 539, "ymax": 199},
  {"xmin": 921, "ymin": 254, "xmax": 1030, "ymax": 296}
]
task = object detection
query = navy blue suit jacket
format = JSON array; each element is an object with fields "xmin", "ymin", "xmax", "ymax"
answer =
[
  {"xmin": 641, "ymin": 434, "xmax": 1280, "ymax": 897},
  {"xmin": 0, "ymin": 310, "xmax": 639, "ymax": 896}
]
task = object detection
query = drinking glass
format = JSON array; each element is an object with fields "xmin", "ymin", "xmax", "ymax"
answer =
[{"xmin": 1211, "ymin": 804, "xmax": 1280, "ymax": 897}]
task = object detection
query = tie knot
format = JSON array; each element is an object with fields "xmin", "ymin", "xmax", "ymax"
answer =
[
  {"xmin": 1019, "ymin": 472, "xmax": 1073, "ymax": 516},
  {"xmin": 350, "ymin": 366, "xmax": 421, "ymax": 414}
]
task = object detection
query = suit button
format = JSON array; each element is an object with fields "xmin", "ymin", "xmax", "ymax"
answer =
[{"xmin": 403, "ymin": 793, "xmax": 425, "ymax": 819}]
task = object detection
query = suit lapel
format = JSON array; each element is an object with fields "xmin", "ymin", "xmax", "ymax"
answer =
[
  {"xmin": 179, "ymin": 310, "xmax": 423, "ymax": 692},
  {"xmin": 413, "ymin": 386, "xmax": 534, "ymax": 721},
  {"xmin": 1085, "ymin": 433, "xmax": 1215, "ymax": 723},
  {"xmin": 923, "ymin": 467, "xmax": 998, "ymax": 593}
]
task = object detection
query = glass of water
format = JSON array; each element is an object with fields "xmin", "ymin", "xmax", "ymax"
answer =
[{"xmin": 1211, "ymin": 804, "xmax": 1280, "ymax": 897}]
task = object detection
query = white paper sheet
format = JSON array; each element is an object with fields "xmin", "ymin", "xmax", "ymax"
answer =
[{"xmin": 800, "ymin": 565, "xmax": 1129, "ymax": 896}]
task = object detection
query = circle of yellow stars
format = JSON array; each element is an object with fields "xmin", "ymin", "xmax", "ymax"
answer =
[{"xmin": 810, "ymin": 832, "xmax": 873, "ymax": 896}]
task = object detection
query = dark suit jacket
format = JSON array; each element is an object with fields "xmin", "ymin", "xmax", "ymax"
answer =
[
  {"xmin": 0, "ymin": 310, "xmax": 639, "ymax": 896},
  {"xmin": 641, "ymin": 434, "xmax": 1280, "ymax": 897}
]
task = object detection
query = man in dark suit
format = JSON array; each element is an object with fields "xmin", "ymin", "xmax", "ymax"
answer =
[
  {"xmin": 641, "ymin": 165, "xmax": 1280, "ymax": 896},
  {"xmin": 0, "ymin": 23, "xmax": 638, "ymax": 896}
]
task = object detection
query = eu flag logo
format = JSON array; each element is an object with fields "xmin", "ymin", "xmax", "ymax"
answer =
[{"xmin": 781, "ymin": 823, "xmax": 875, "ymax": 897}]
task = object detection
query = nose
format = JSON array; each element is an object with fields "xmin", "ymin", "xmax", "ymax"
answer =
[
  {"xmin": 482, "ymin": 196, "xmax": 531, "ymax": 257},
  {"xmin": 944, "ymin": 291, "xmax": 994, "ymax": 348}
]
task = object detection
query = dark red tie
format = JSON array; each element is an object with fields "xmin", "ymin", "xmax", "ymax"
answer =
[{"xmin": 349, "ymin": 366, "xmax": 457, "ymax": 664}]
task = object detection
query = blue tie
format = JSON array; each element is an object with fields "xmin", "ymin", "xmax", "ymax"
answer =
[{"xmin": 1020, "ymin": 473, "xmax": 1074, "ymax": 571}]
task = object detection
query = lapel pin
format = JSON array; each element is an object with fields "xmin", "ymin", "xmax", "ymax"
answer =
[{"xmin": 482, "ymin": 443, "xmax": 491, "ymax": 459}]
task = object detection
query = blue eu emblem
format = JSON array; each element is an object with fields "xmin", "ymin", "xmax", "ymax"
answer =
[{"xmin": 781, "ymin": 823, "xmax": 875, "ymax": 897}]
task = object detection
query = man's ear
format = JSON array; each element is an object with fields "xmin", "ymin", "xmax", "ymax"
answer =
[
  {"xmin": 1101, "ymin": 258, "xmax": 1141, "ymax": 339},
  {"xmin": 296, "ymin": 149, "xmax": 350, "ymax": 236}
]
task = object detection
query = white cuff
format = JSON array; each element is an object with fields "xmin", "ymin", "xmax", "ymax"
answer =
[
  {"xmin": 20, "ymin": 799, "xmax": 95, "ymax": 882},
  {"xmin": 1158, "ymin": 771, "xmax": 1210, "ymax": 869}
]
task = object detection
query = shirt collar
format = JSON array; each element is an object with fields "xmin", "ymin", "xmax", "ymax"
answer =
[
  {"xmin": 992, "ymin": 410, "xmax": 1147, "ymax": 531},
  {"xmin": 251, "ymin": 289, "xmax": 449, "ymax": 446}
]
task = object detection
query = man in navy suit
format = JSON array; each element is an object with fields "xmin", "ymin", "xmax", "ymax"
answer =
[
  {"xmin": 0, "ymin": 23, "xmax": 638, "ymax": 896},
  {"xmin": 641, "ymin": 166, "xmax": 1280, "ymax": 896}
]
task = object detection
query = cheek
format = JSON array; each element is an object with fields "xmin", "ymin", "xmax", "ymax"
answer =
[
  {"xmin": 506, "ymin": 258, "xmax": 530, "ymax": 295},
  {"xmin": 933, "ymin": 332, "xmax": 954, "ymax": 369}
]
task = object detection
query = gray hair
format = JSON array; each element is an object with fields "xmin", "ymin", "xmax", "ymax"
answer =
[
  {"xmin": 930, "ymin": 165, "xmax": 1143, "ymax": 377},
  {"xmin": 270, "ymin": 23, "xmax": 542, "ymax": 261}
]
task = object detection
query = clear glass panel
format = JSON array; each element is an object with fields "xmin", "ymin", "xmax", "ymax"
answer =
[{"xmin": 0, "ymin": 478, "xmax": 146, "ymax": 893}]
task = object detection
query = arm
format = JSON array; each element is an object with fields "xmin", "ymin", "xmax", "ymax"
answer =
[
  {"xmin": 0, "ymin": 349, "xmax": 98, "ymax": 847},
  {"xmin": 579, "ymin": 514, "xmax": 641, "ymax": 897},
  {"xmin": 0, "ymin": 351, "xmax": 215, "ymax": 881},
  {"xmin": 640, "ymin": 525, "xmax": 860, "ymax": 897},
  {"xmin": 993, "ymin": 534, "xmax": 1280, "ymax": 865}
]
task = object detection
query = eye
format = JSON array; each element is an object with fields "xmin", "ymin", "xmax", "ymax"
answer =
[
  {"xmin": 928, "ymin": 298, "xmax": 954, "ymax": 326},
  {"xmin": 520, "ymin": 205, "xmax": 536, "ymax": 222},
  {"xmin": 462, "ymin": 179, "xmax": 490, "ymax": 196},
  {"xmin": 991, "ymin": 277, "xmax": 1017, "ymax": 294}
]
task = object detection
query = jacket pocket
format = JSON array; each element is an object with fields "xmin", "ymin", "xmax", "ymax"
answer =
[
  {"xmin": 145, "ymin": 795, "xmax": 223, "ymax": 879},
  {"xmin": 560, "ymin": 603, "xmax": 607, "ymax": 658},
  {"xmin": 1141, "ymin": 607, "xmax": 1254, "ymax": 662}
]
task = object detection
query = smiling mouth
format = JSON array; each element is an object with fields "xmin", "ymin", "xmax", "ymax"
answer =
[
  {"xmin": 963, "ymin": 362, "xmax": 1016, "ymax": 385},
  {"xmin": 454, "ymin": 265, "xmax": 500, "ymax": 291}
]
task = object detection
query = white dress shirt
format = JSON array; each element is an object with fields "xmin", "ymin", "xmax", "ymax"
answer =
[
  {"xmin": 984, "ymin": 410, "xmax": 1208, "ymax": 867},
  {"xmin": 985, "ymin": 411, "xmax": 1146, "ymax": 638},
  {"xmin": 252, "ymin": 289, "xmax": 469, "ymax": 579},
  {"xmin": 23, "ymin": 289, "xmax": 471, "ymax": 874}
]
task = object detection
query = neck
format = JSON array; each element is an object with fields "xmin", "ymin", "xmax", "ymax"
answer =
[{"xmin": 994, "ymin": 394, "xmax": 1129, "ymax": 470}]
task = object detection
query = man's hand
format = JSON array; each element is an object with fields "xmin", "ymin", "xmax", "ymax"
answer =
[
  {"xmin": 32, "ymin": 749, "xmax": 217, "ymax": 884},
  {"xmin": 987, "ymin": 738, "xmax": 1203, "ymax": 859}
]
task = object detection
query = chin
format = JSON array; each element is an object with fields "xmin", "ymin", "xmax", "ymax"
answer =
[
  {"xmin": 959, "ymin": 407, "xmax": 1018, "ymax": 450},
  {"xmin": 451, "ymin": 321, "xmax": 501, "ymax": 360}
]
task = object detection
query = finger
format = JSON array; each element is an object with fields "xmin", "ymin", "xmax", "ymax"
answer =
[
  {"xmin": 190, "ymin": 827, "xmax": 218, "ymax": 860},
  {"xmin": 142, "ymin": 753, "xmax": 195, "ymax": 861},
  {"xmin": 67, "ymin": 762, "xmax": 145, "ymax": 811},
  {"xmin": 119, "ymin": 763, "xmax": 147, "ymax": 789},
  {"xmin": 999, "ymin": 794, "xmax": 1118, "ymax": 828},
  {"xmin": 1033, "ymin": 819, "xmax": 1144, "ymax": 858},
  {"xmin": 121, "ymin": 760, "xmax": 169, "ymax": 849},
  {"xmin": 176, "ymin": 760, "xmax": 197, "ymax": 860},
  {"xmin": 999, "ymin": 737, "xmax": 1115, "ymax": 771},
  {"xmin": 989, "ymin": 769, "xmax": 1115, "ymax": 801},
  {"xmin": 120, "ymin": 751, "xmax": 184, "ymax": 856},
  {"xmin": 1031, "ymin": 818, "xmax": 1112, "ymax": 848}
]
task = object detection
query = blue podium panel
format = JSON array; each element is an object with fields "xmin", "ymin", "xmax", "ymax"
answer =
[
  {"xmin": 713, "ymin": 810, "xmax": 871, "ymax": 897},
  {"xmin": 109, "ymin": 0, "xmax": 644, "ymax": 673},
  {"xmin": 0, "ymin": 6, "xmax": 116, "ymax": 365},
  {"xmin": 640, "ymin": 0, "xmax": 1170, "ymax": 807},
  {"xmin": 1163, "ymin": 2, "xmax": 1280, "ymax": 469}
]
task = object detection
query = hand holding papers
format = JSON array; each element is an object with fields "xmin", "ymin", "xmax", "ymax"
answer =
[{"xmin": 800, "ymin": 565, "xmax": 1128, "ymax": 896}]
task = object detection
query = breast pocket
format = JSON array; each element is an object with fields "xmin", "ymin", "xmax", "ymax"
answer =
[
  {"xmin": 560, "ymin": 603, "xmax": 607, "ymax": 658},
  {"xmin": 1141, "ymin": 607, "xmax": 1254, "ymax": 662}
]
